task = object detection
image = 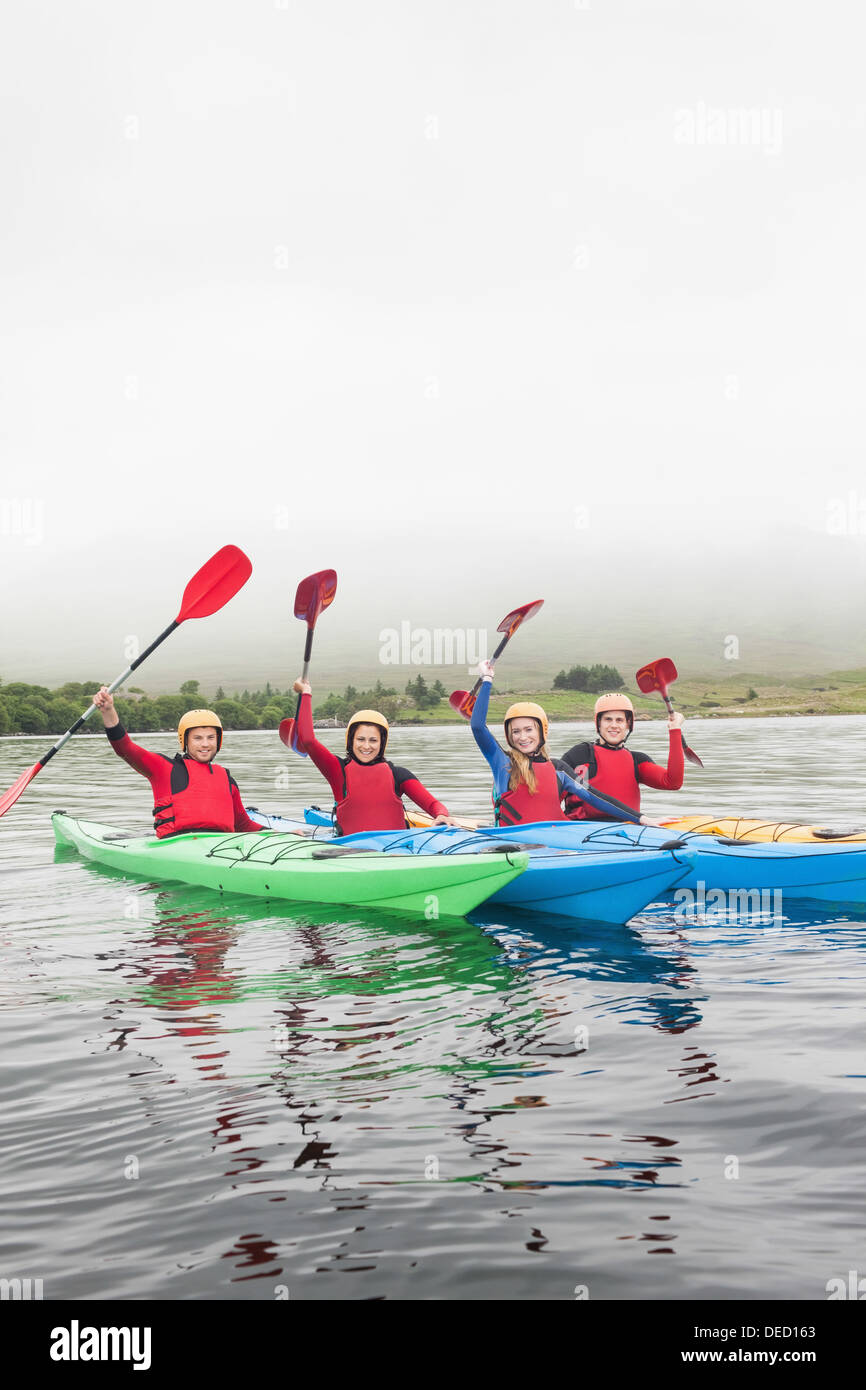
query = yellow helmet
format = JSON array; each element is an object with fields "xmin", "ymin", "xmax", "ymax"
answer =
[
  {"xmin": 504, "ymin": 701, "xmax": 549, "ymax": 746},
  {"xmin": 178, "ymin": 708, "xmax": 223, "ymax": 753},
  {"xmin": 346, "ymin": 709, "xmax": 389, "ymax": 754},
  {"xmin": 594, "ymin": 692, "xmax": 634, "ymax": 731}
]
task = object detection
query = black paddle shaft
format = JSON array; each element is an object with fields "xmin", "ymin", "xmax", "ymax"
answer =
[
  {"xmin": 287, "ymin": 622, "xmax": 321, "ymax": 756},
  {"xmin": 301, "ymin": 625, "xmax": 315, "ymax": 672},
  {"xmin": 460, "ymin": 629, "xmax": 520, "ymax": 711},
  {"xmin": 661, "ymin": 691, "xmax": 703, "ymax": 767},
  {"xmin": 38, "ymin": 620, "xmax": 180, "ymax": 769}
]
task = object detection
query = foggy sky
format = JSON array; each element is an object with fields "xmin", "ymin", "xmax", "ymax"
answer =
[{"xmin": 3, "ymin": 1, "xmax": 866, "ymax": 692}]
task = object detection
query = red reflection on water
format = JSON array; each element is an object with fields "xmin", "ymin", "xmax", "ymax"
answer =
[{"xmin": 221, "ymin": 1232, "xmax": 283, "ymax": 1282}]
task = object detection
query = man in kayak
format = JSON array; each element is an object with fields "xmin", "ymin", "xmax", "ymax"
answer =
[
  {"xmin": 470, "ymin": 662, "xmax": 656, "ymax": 826},
  {"xmin": 292, "ymin": 679, "xmax": 463, "ymax": 835},
  {"xmin": 93, "ymin": 688, "xmax": 265, "ymax": 837},
  {"xmin": 559, "ymin": 693, "xmax": 685, "ymax": 821}
]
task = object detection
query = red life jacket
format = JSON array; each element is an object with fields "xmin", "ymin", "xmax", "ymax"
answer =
[
  {"xmin": 494, "ymin": 759, "xmax": 566, "ymax": 827},
  {"xmin": 335, "ymin": 759, "xmax": 409, "ymax": 835},
  {"xmin": 566, "ymin": 744, "xmax": 641, "ymax": 819},
  {"xmin": 152, "ymin": 757, "xmax": 236, "ymax": 838}
]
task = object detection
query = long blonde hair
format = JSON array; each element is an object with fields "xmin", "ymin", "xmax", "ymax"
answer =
[{"xmin": 506, "ymin": 736, "xmax": 551, "ymax": 793}]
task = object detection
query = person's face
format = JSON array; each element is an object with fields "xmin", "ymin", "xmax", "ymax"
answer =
[
  {"xmin": 186, "ymin": 727, "xmax": 219, "ymax": 762},
  {"xmin": 598, "ymin": 711, "xmax": 629, "ymax": 745},
  {"xmin": 508, "ymin": 717, "xmax": 542, "ymax": 755},
  {"xmin": 352, "ymin": 724, "xmax": 382, "ymax": 762}
]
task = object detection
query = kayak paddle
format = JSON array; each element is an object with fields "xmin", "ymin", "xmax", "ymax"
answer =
[
  {"xmin": 449, "ymin": 599, "xmax": 544, "ymax": 718},
  {"xmin": 279, "ymin": 568, "xmax": 338, "ymax": 757},
  {"xmin": 0, "ymin": 544, "xmax": 253, "ymax": 819},
  {"xmin": 635, "ymin": 656, "xmax": 703, "ymax": 767}
]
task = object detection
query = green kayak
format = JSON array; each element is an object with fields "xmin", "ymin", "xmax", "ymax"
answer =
[{"xmin": 51, "ymin": 814, "xmax": 529, "ymax": 918}]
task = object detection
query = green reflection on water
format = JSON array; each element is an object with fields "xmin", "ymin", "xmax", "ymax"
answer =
[{"xmin": 57, "ymin": 849, "xmax": 524, "ymax": 1008}]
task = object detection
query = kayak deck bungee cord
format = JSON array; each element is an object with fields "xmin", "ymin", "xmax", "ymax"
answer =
[
  {"xmin": 660, "ymin": 815, "xmax": 866, "ymax": 844},
  {"xmin": 51, "ymin": 813, "xmax": 528, "ymax": 918}
]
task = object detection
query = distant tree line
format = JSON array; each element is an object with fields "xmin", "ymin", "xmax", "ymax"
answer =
[
  {"xmin": 0, "ymin": 675, "xmax": 450, "ymax": 736},
  {"xmin": 315, "ymin": 676, "xmax": 447, "ymax": 724},
  {"xmin": 552, "ymin": 663, "xmax": 624, "ymax": 693}
]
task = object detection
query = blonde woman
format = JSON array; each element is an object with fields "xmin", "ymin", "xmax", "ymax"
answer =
[{"xmin": 470, "ymin": 660, "xmax": 646, "ymax": 827}]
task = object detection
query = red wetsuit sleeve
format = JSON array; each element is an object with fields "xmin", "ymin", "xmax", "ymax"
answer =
[
  {"xmin": 230, "ymin": 780, "xmax": 264, "ymax": 832},
  {"xmin": 393, "ymin": 771, "xmax": 449, "ymax": 820},
  {"xmin": 635, "ymin": 731, "xmax": 685, "ymax": 791},
  {"xmin": 107, "ymin": 726, "xmax": 174, "ymax": 795},
  {"xmin": 109, "ymin": 726, "xmax": 265, "ymax": 828},
  {"xmin": 296, "ymin": 692, "xmax": 345, "ymax": 800}
]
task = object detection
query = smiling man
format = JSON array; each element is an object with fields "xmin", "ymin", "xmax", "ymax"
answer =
[
  {"xmin": 559, "ymin": 692, "xmax": 685, "ymax": 821},
  {"xmin": 93, "ymin": 689, "xmax": 264, "ymax": 837}
]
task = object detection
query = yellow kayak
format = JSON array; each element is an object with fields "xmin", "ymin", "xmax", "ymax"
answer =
[
  {"xmin": 411, "ymin": 805, "xmax": 866, "ymax": 844},
  {"xmin": 661, "ymin": 815, "xmax": 866, "ymax": 844}
]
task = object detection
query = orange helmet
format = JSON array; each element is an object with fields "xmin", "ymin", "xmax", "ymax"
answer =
[
  {"xmin": 346, "ymin": 709, "xmax": 389, "ymax": 754},
  {"xmin": 593, "ymin": 692, "xmax": 634, "ymax": 733},
  {"xmin": 504, "ymin": 701, "xmax": 549, "ymax": 747},
  {"xmin": 177, "ymin": 709, "xmax": 223, "ymax": 752}
]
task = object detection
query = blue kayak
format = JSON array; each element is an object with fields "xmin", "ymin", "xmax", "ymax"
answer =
[
  {"xmin": 289, "ymin": 808, "xmax": 866, "ymax": 913},
  {"xmin": 464, "ymin": 819, "xmax": 866, "ymax": 910},
  {"xmin": 252, "ymin": 811, "xmax": 698, "ymax": 925}
]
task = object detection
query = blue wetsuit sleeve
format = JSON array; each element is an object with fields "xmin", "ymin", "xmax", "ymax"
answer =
[
  {"xmin": 470, "ymin": 679, "xmax": 511, "ymax": 796},
  {"xmin": 557, "ymin": 766, "xmax": 639, "ymax": 823}
]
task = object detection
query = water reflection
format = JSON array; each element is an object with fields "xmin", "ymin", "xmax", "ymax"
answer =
[
  {"xmin": 474, "ymin": 910, "xmax": 706, "ymax": 1035},
  {"xmin": 71, "ymin": 867, "xmax": 715, "ymax": 1236},
  {"xmin": 54, "ymin": 811, "xmax": 866, "ymax": 1288}
]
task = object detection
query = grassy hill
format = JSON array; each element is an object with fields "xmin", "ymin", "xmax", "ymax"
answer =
[{"xmin": 384, "ymin": 669, "xmax": 866, "ymax": 725}]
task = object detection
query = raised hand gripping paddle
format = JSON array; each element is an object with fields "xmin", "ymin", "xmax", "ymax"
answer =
[
  {"xmin": 281, "ymin": 569, "xmax": 338, "ymax": 757},
  {"xmin": 635, "ymin": 656, "xmax": 703, "ymax": 767},
  {"xmin": 449, "ymin": 600, "xmax": 544, "ymax": 718},
  {"xmin": 0, "ymin": 545, "xmax": 253, "ymax": 819}
]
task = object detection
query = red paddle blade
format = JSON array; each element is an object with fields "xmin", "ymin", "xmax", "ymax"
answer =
[
  {"xmin": 447, "ymin": 600, "xmax": 542, "ymax": 719},
  {"xmin": 635, "ymin": 656, "xmax": 678, "ymax": 696},
  {"xmin": 496, "ymin": 599, "xmax": 544, "ymax": 638},
  {"xmin": 294, "ymin": 569, "xmax": 337, "ymax": 626},
  {"xmin": 279, "ymin": 718, "xmax": 308, "ymax": 756},
  {"xmin": 0, "ymin": 762, "xmax": 41, "ymax": 819},
  {"xmin": 449, "ymin": 690, "xmax": 476, "ymax": 718},
  {"xmin": 175, "ymin": 545, "xmax": 253, "ymax": 623}
]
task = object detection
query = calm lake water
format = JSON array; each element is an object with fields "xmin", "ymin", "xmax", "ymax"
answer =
[{"xmin": 2, "ymin": 715, "xmax": 865, "ymax": 1301}]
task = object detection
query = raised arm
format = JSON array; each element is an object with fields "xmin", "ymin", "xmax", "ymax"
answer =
[
  {"xmin": 292, "ymin": 683, "xmax": 346, "ymax": 799},
  {"xmin": 93, "ymin": 687, "xmax": 171, "ymax": 779},
  {"xmin": 634, "ymin": 717, "xmax": 685, "ymax": 791},
  {"xmin": 469, "ymin": 665, "xmax": 511, "ymax": 786}
]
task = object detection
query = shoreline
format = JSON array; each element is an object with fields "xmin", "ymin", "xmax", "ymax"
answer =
[
  {"xmin": 3, "ymin": 708, "xmax": 866, "ymax": 741},
  {"xmin": 6, "ymin": 669, "xmax": 866, "ymax": 738}
]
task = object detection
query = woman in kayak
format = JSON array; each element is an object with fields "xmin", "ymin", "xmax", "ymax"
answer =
[
  {"xmin": 292, "ymin": 679, "xmax": 462, "ymax": 835},
  {"xmin": 93, "ymin": 688, "xmax": 265, "ymax": 837},
  {"xmin": 470, "ymin": 662, "xmax": 651, "ymax": 826},
  {"xmin": 558, "ymin": 693, "xmax": 685, "ymax": 821}
]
